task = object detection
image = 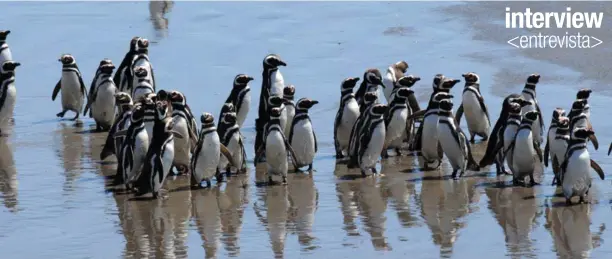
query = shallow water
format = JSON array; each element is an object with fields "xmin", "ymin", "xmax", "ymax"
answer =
[{"xmin": 0, "ymin": 1, "xmax": 611, "ymax": 259}]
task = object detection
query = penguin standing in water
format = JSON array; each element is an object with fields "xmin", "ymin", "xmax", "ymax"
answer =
[
  {"xmin": 382, "ymin": 61, "xmax": 408, "ymax": 102},
  {"xmin": 84, "ymin": 59, "xmax": 113, "ymax": 116},
  {"xmin": 52, "ymin": 54, "xmax": 87, "ymax": 120},
  {"xmin": 498, "ymin": 101, "xmax": 527, "ymax": 176},
  {"xmin": 386, "ymin": 74, "xmax": 421, "ymax": 145},
  {"xmin": 506, "ymin": 111, "xmax": 543, "ymax": 186},
  {"xmin": 382, "ymin": 85, "xmax": 412, "ymax": 157},
  {"xmin": 85, "ymin": 61, "xmax": 117, "ymax": 131},
  {"xmin": 101, "ymin": 92, "xmax": 133, "ymax": 161},
  {"xmin": 567, "ymin": 99, "xmax": 599, "ymax": 150},
  {"xmin": 356, "ymin": 104, "xmax": 388, "ymax": 177},
  {"xmin": 355, "ymin": 68, "xmax": 384, "ymax": 107},
  {"xmin": 347, "ymin": 92, "xmax": 378, "ymax": 168},
  {"xmin": 520, "ymin": 74, "xmax": 545, "ymax": 145},
  {"xmin": 544, "ymin": 108, "xmax": 566, "ymax": 169},
  {"xmin": 289, "ymin": 98, "xmax": 319, "ymax": 172},
  {"xmin": 333, "ymin": 77, "xmax": 361, "ymax": 159},
  {"xmin": 454, "ymin": 72, "xmax": 490, "ymax": 143},
  {"xmin": 437, "ymin": 99, "xmax": 480, "ymax": 179},
  {"xmin": 549, "ymin": 116, "xmax": 570, "ymax": 186},
  {"xmin": 217, "ymin": 112, "xmax": 247, "ymax": 176},
  {"xmin": 224, "ymin": 74, "xmax": 253, "ymax": 128},
  {"xmin": 0, "ymin": 61, "xmax": 20, "ymax": 135},
  {"xmin": 191, "ymin": 113, "xmax": 235, "ymax": 188},
  {"xmin": 170, "ymin": 90, "xmax": 198, "ymax": 175},
  {"xmin": 0, "ymin": 30, "xmax": 12, "ymax": 64},
  {"xmin": 130, "ymin": 38, "xmax": 155, "ymax": 94},
  {"xmin": 116, "ymin": 103, "xmax": 149, "ymax": 190},
  {"xmin": 561, "ymin": 127, "xmax": 605, "ymax": 205},
  {"xmin": 255, "ymin": 54, "xmax": 286, "ymax": 156},
  {"xmin": 283, "ymin": 85, "xmax": 296, "ymax": 138},
  {"xmin": 255, "ymin": 96, "xmax": 287, "ymax": 163},
  {"xmin": 131, "ymin": 66, "xmax": 155, "ymax": 102},
  {"xmin": 113, "ymin": 36, "xmax": 140, "ymax": 93},
  {"xmin": 256, "ymin": 107, "xmax": 298, "ymax": 185}
]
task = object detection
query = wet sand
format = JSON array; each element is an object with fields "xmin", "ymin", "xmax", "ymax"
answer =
[{"xmin": 0, "ymin": 1, "xmax": 611, "ymax": 258}]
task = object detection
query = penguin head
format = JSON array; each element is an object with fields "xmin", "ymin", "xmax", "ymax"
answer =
[
  {"xmin": 461, "ymin": 72, "xmax": 480, "ymax": 84},
  {"xmin": 508, "ymin": 102, "xmax": 522, "ymax": 113},
  {"xmin": 341, "ymin": 77, "xmax": 360, "ymax": 91},
  {"xmin": 99, "ymin": 58, "xmax": 113, "ymax": 67},
  {"xmin": 370, "ymin": 104, "xmax": 388, "ymax": 116},
  {"xmin": 130, "ymin": 103, "xmax": 145, "ymax": 122},
  {"xmin": 576, "ymin": 88, "xmax": 592, "ymax": 100},
  {"xmin": 526, "ymin": 74, "xmax": 540, "ymax": 84},
  {"xmin": 134, "ymin": 66, "xmax": 148, "ymax": 78},
  {"xmin": 200, "ymin": 112, "xmax": 215, "ymax": 124},
  {"xmin": 572, "ymin": 127, "xmax": 595, "ymax": 140},
  {"xmin": 557, "ymin": 116, "xmax": 570, "ymax": 130},
  {"xmin": 114, "ymin": 92, "xmax": 133, "ymax": 106},
  {"xmin": 222, "ymin": 112, "xmax": 237, "ymax": 125},
  {"xmin": 283, "ymin": 85, "xmax": 296, "ymax": 100},
  {"xmin": 524, "ymin": 111, "xmax": 539, "ymax": 122},
  {"xmin": 270, "ymin": 107, "xmax": 283, "ymax": 118},
  {"xmin": 155, "ymin": 100, "xmax": 171, "ymax": 120},
  {"xmin": 571, "ymin": 99, "xmax": 587, "ymax": 112},
  {"xmin": 130, "ymin": 36, "xmax": 142, "ymax": 51},
  {"xmin": 0, "ymin": 61, "xmax": 20, "ymax": 74},
  {"xmin": 396, "ymin": 87, "xmax": 414, "ymax": 99},
  {"xmin": 58, "ymin": 54, "xmax": 76, "ymax": 65},
  {"xmin": 169, "ymin": 90, "xmax": 186, "ymax": 106},
  {"xmin": 393, "ymin": 61, "xmax": 409, "ymax": 74},
  {"xmin": 263, "ymin": 54, "xmax": 287, "ymax": 68},
  {"xmin": 156, "ymin": 90, "xmax": 169, "ymax": 102},
  {"xmin": 396, "ymin": 75, "xmax": 420, "ymax": 88},
  {"xmin": 137, "ymin": 38, "xmax": 150, "ymax": 50},
  {"xmin": 363, "ymin": 69, "xmax": 383, "ymax": 86},
  {"xmin": 517, "ymin": 99, "xmax": 532, "ymax": 107},
  {"xmin": 439, "ymin": 77, "xmax": 461, "ymax": 91},
  {"xmin": 296, "ymin": 98, "xmax": 319, "ymax": 110},
  {"xmin": 268, "ymin": 96, "xmax": 283, "ymax": 108},
  {"xmin": 0, "ymin": 30, "xmax": 10, "ymax": 41},
  {"xmin": 552, "ymin": 108, "xmax": 566, "ymax": 121},
  {"xmin": 100, "ymin": 64, "xmax": 115, "ymax": 75},
  {"xmin": 234, "ymin": 74, "xmax": 254, "ymax": 87},
  {"xmin": 363, "ymin": 92, "xmax": 378, "ymax": 104},
  {"xmin": 439, "ymin": 99, "xmax": 454, "ymax": 112},
  {"xmin": 432, "ymin": 74, "xmax": 445, "ymax": 89},
  {"xmin": 221, "ymin": 102, "xmax": 235, "ymax": 114}
]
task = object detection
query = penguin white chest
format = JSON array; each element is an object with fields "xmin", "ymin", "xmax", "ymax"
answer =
[
  {"xmin": 226, "ymin": 131, "xmax": 244, "ymax": 169},
  {"xmin": 438, "ymin": 121, "xmax": 466, "ymax": 170},
  {"xmin": 144, "ymin": 120, "xmax": 154, "ymax": 142},
  {"xmin": 172, "ymin": 115, "xmax": 191, "ymax": 166},
  {"xmin": 92, "ymin": 81, "xmax": 117, "ymax": 126},
  {"xmin": 127, "ymin": 128, "xmax": 150, "ymax": 182},
  {"xmin": 132, "ymin": 82, "xmax": 154, "ymax": 102},
  {"xmin": 132, "ymin": 58, "xmax": 154, "ymax": 86},
  {"xmin": 283, "ymin": 105, "xmax": 295, "ymax": 137},
  {"xmin": 462, "ymin": 90, "xmax": 489, "ymax": 134},
  {"xmin": 337, "ymin": 100, "xmax": 360, "ymax": 148},
  {"xmin": 382, "ymin": 68, "xmax": 395, "ymax": 102},
  {"xmin": 265, "ymin": 130, "xmax": 288, "ymax": 175},
  {"xmin": 236, "ymin": 91, "xmax": 251, "ymax": 128},
  {"xmin": 562, "ymin": 149, "xmax": 591, "ymax": 198},
  {"xmin": 503, "ymin": 124, "xmax": 519, "ymax": 165},
  {"xmin": 384, "ymin": 107, "xmax": 408, "ymax": 148},
  {"xmin": 0, "ymin": 44, "xmax": 12, "ymax": 64},
  {"xmin": 421, "ymin": 114, "xmax": 440, "ymax": 159},
  {"xmin": 0, "ymin": 81, "xmax": 16, "ymax": 126},
  {"xmin": 291, "ymin": 119, "xmax": 316, "ymax": 166},
  {"xmin": 278, "ymin": 105, "xmax": 288, "ymax": 133},
  {"xmin": 521, "ymin": 95, "xmax": 543, "ymax": 141},
  {"xmin": 550, "ymin": 138, "xmax": 568, "ymax": 165},
  {"xmin": 194, "ymin": 133, "xmax": 221, "ymax": 181},
  {"xmin": 269, "ymin": 70, "xmax": 284, "ymax": 97},
  {"xmin": 512, "ymin": 129, "xmax": 536, "ymax": 175},
  {"xmin": 61, "ymin": 71, "xmax": 84, "ymax": 111},
  {"xmin": 160, "ymin": 139, "xmax": 175, "ymax": 182},
  {"xmin": 360, "ymin": 122, "xmax": 385, "ymax": 170}
]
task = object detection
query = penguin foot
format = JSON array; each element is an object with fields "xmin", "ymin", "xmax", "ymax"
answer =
[
  {"xmin": 307, "ymin": 164, "xmax": 313, "ymax": 172},
  {"xmin": 282, "ymin": 176, "xmax": 287, "ymax": 185},
  {"xmin": 566, "ymin": 198, "xmax": 572, "ymax": 206},
  {"xmin": 206, "ymin": 179, "xmax": 212, "ymax": 188},
  {"xmin": 71, "ymin": 112, "xmax": 80, "ymax": 121},
  {"xmin": 451, "ymin": 170, "xmax": 459, "ymax": 180},
  {"xmin": 56, "ymin": 110, "xmax": 67, "ymax": 118},
  {"xmin": 579, "ymin": 196, "xmax": 588, "ymax": 204},
  {"xmin": 381, "ymin": 150, "xmax": 389, "ymax": 159},
  {"xmin": 512, "ymin": 178, "xmax": 522, "ymax": 186},
  {"xmin": 335, "ymin": 151, "xmax": 345, "ymax": 159},
  {"xmin": 216, "ymin": 173, "xmax": 225, "ymax": 183},
  {"xmin": 529, "ymin": 175, "xmax": 539, "ymax": 186},
  {"xmin": 152, "ymin": 192, "xmax": 159, "ymax": 199}
]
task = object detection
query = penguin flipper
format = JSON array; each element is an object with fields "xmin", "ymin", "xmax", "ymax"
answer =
[
  {"xmin": 477, "ymin": 94, "xmax": 491, "ymax": 126},
  {"xmin": 586, "ymin": 120, "xmax": 599, "ymax": 150},
  {"xmin": 481, "ymin": 136, "xmax": 505, "ymax": 167},
  {"xmin": 406, "ymin": 109, "xmax": 426, "ymax": 122},
  {"xmin": 313, "ymin": 131, "xmax": 318, "ymax": 153},
  {"xmin": 534, "ymin": 101, "xmax": 545, "ymax": 135},
  {"xmin": 608, "ymin": 142, "xmax": 612, "ymax": 156},
  {"xmin": 543, "ymin": 140, "xmax": 550, "ymax": 167},
  {"xmin": 149, "ymin": 65, "xmax": 157, "ymax": 91},
  {"xmin": 454, "ymin": 104, "xmax": 464, "ymax": 126},
  {"xmin": 552, "ymin": 156, "xmax": 561, "ymax": 178},
  {"xmin": 533, "ymin": 140, "xmax": 543, "ymax": 163},
  {"xmin": 283, "ymin": 135, "xmax": 300, "ymax": 170},
  {"xmin": 590, "ymin": 159, "xmax": 605, "ymax": 180},
  {"xmin": 52, "ymin": 80, "xmax": 61, "ymax": 101},
  {"xmin": 220, "ymin": 144, "xmax": 237, "ymax": 168}
]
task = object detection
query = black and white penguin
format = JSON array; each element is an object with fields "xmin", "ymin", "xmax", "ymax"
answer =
[
  {"xmin": 288, "ymin": 98, "xmax": 319, "ymax": 171},
  {"xmin": 437, "ymin": 99, "xmax": 480, "ymax": 179},
  {"xmin": 561, "ymin": 127, "xmax": 605, "ymax": 205},
  {"xmin": 454, "ymin": 72, "xmax": 490, "ymax": 143},
  {"xmin": 0, "ymin": 30, "xmax": 12, "ymax": 65},
  {"xmin": 283, "ymin": 85, "xmax": 296, "ymax": 138},
  {"xmin": 101, "ymin": 92, "xmax": 133, "ymax": 161},
  {"xmin": 130, "ymin": 38, "xmax": 155, "ymax": 94},
  {"xmin": 549, "ymin": 116, "xmax": 570, "ymax": 186},
  {"xmin": 224, "ymin": 74, "xmax": 254, "ymax": 128},
  {"xmin": 506, "ymin": 111, "xmax": 543, "ymax": 186},
  {"xmin": 576, "ymin": 88, "xmax": 592, "ymax": 118},
  {"xmin": 355, "ymin": 68, "xmax": 384, "ymax": 107},
  {"xmin": 333, "ymin": 77, "xmax": 361, "ymax": 158},
  {"xmin": 382, "ymin": 86, "xmax": 412, "ymax": 157},
  {"xmin": 84, "ymin": 59, "xmax": 113, "ymax": 116},
  {"xmin": 52, "ymin": 54, "xmax": 87, "ymax": 120},
  {"xmin": 544, "ymin": 108, "xmax": 566, "ymax": 168},
  {"xmin": 143, "ymin": 90, "xmax": 168, "ymax": 141},
  {"xmin": 0, "ymin": 60, "xmax": 20, "ymax": 135},
  {"xmin": 256, "ymin": 107, "xmax": 298, "ymax": 185},
  {"xmin": 217, "ymin": 111, "xmax": 247, "ymax": 176},
  {"xmin": 116, "ymin": 102, "xmax": 150, "ymax": 190},
  {"xmin": 131, "ymin": 66, "xmax": 155, "ymax": 102},
  {"xmin": 520, "ymin": 74, "xmax": 545, "ymax": 145},
  {"xmin": 387, "ymin": 74, "xmax": 421, "ymax": 145},
  {"xmin": 356, "ymin": 104, "xmax": 388, "ymax": 177},
  {"xmin": 498, "ymin": 100, "xmax": 528, "ymax": 176},
  {"xmin": 382, "ymin": 61, "xmax": 409, "ymax": 102},
  {"xmin": 347, "ymin": 92, "xmax": 379, "ymax": 168},
  {"xmin": 85, "ymin": 61, "xmax": 117, "ymax": 131},
  {"xmin": 113, "ymin": 36, "xmax": 141, "ymax": 93},
  {"xmin": 191, "ymin": 113, "xmax": 235, "ymax": 188},
  {"xmin": 567, "ymin": 99, "xmax": 599, "ymax": 150},
  {"xmin": 169, "ymin": 90, "xmax": 198, "ymax": 175},
  {"xmin": 255, "ymin": 54, "xmax": 286, "ymax": 155}
]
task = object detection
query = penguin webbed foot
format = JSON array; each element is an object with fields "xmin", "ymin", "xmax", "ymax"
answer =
[
  {"xmin": 566, "ymin": 198, "xmax": 573, "ymax": 206},
  {"xmin": 215, "ymin": 172, "xmax": 226, "ymax": 183},
  {"xmin": 56, "ymin": 110, "xmax": 67, "ymax": 118},
  {"xmin": 579, "ymin": 196, "xmax": 589, "ymax": 204},
  {"xmin": 70, "ymin": 112, "xmax": 80, "ymax": 121},
  {"xmin": 307, "ymin": 164, "xmax": 313, "ymax": 172},
  {"xmin": 381, "ymin": 150, "xmax": 389, "ymax": 159},
  {"xmin": 529, "ymin": 174, "xmax": 539, "ymax": 186}
]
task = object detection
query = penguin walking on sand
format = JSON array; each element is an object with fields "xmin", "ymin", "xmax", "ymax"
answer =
[
  {"xmin": 131, "ymin": 66, "xmax": 155, "ymax": 102},
  {"xmin": 224, "ymin": 74, "xmax": 254, "ymax": 128},
  {"xmin": 113, "ymin": 36, "xmax": 141, "ymax": 93},
  {"xmin": 567, "ymin": 99, "xmax": 599, "ymax": 150},
  {"xmin": 283, "ymin": 85, "xmax": 296, "ymax": 138},
  {"xmin": 116, "ymin": 103, "xmax": 149, "ymax": 190},
  {"xmin": 382, "ymin": 61, "xmax": 409, "ymax": 102},
  {"xmin": 256, "ymin": 107, "xmax": 298, "ymax": 185},
  {"xmin": 288, "ymin": 98, "xmax": 319, "ymax": 172},
  {"xmin": 255, "ymin": 54, "xmax": 286, "ymax": 156},
  {"xmin": 52, "ymin": 54, "xmax": 87, "ymax": 120},
  {"xmin": 382, "ymin": 86, "xmax": 412, "ymax": 157},
  {"xmin": 355, "ymin": 69, "xmax": 384, "ymax": 107},
  {"xmin": 561, "ymin": 127, "xmax": 605, "ymax": 205},
  {"xmin": 217, "ymin": 112, "xmax": 247, "ymax": 176},
  {"xmin": 191, "ymin": 113, "xmax": 235, "ymax": 188},
  {"xmin": 84, "ymin": 61, "xmax": 117, "ymax": 131},
  {"xmin": 356, "ymin": 104, "xmax": 388, "ymax": 177},
  {"xmin": 549, "ymin": 116, "xmax": 570, "ymax": 186},
  {"xmin": 0, "ymin": 30, "xmax": 13, "ymax": 64},
  {"xmin": 454, "ymin": 72, "xmax": 490, "ymax": 143},
  {"xmin": 334, "ymin": 77, "xmax": 361, "ymax": 159},
  {"xmin": 544, "ymin": 108, "xmax": 566, "ymax": 169},
  {"xmin": 520, "ymin": 74, "xmax": 545, "ymax": 145},
  {"xmin": 170, "ymin": 90, "xmax": 198, "ymax": 175},
  {"xmin": 437, "ymin": 99, "xmax": 480, "ymax": 179},
  {"xmin": 101, "ymin": 92, "xmax": 133, "ymax": 161},
  {"xmin": 347, "ymin": 92, "xmax": 378, "ymax": 168},
  {"xmin": 506, "ymin": 111, "xmax": 543, "ymax": 186},
  {"xmin": 0, "ymin": 60, "xmax": 20, "ymax": 135},
  {"xmin": 130, "ymin": 38, "xmax": 155, "ymax": 94}
]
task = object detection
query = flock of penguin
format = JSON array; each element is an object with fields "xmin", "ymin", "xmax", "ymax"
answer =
[{"xmin": 0, "ymin": 30, "xmax": 608, "ymax": 204}]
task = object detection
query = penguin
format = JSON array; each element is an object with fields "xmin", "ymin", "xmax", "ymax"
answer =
[
  {"xmin": 256, "ymin": 96, "xmax": 287, "ymax": 159},
  {"xmin": 382, "ymin": 60, "xmax": 408, "ymax": 102},
  {"xmin": 85, "ymin": 58, "xmax": 113, "ymax": 115},
  {"xmin": 85, "ymin": 61, "xmax": 117, "ymax": 131},
  {"xmin": 130, "ymin": 38, "xmax": 155, "ymax": 94},
  {"xmin": 288, "ymin": 98, "xmax": 319, "ymax": 171},
  {"xmin": 100, "ymin": 92, "xmax": 133, "ymax": 161},
  {"xmin": 549, "ymin": 116, "xmax": 570, "ymax": 186},
  {"xmin": 132, "ymin": 100, "xmax": 184, "ymax": 198},
  {"xmin": 454, "ymin": 72, "xmax": 490, "ymax": 143},
  {"xmin": 567, "ymin": 99, "xmax": 599, "ymax": 150},
  {"xmin": 333, "ymin": 77, "xmax": 361, "ymax": 158},
  {"xmin": 381, "ymin": 86, "xmax": 412, "ymax": 157},
  {"xmin": 506, "ymin": 111, "xmax": 543, "ymax": 186},
  {"xmin": 217, "ymin": 112, "xmax": 247, "ymax": 176},
  {"xmin": 131, "ymin": 66, "xmax": 155, "ymax": 102},
  {"xmin": 520, "ymin": 74, "xmax": 545, "ymax": 145},
  {"xmin": 347, "ymin": 92, "xmax": 379, "ymax": 168},
  {"xmin": 0, "ymin": 30, "xmax": 12, "ymax": 65},
  {"xmin": 191, "ymin": 113, "xmax": 235, "ymax": 188},
  {"xmin": 0, "ymin": 60, "xmax": 20, "ymax": 135},
  {"xmin": 169, "ymin": 90, "xmax": 198, "ymax": 175},
  {"xmin": 575, "ymin": 88, "xmax": 592, "ymax": 118},
  {"xmin": 224, "ymin": 74, "xmax": 253, "ymax": 128},
  {"xmin": 217, "ymin": 102, "xmax": 235, "ymax": 127},
  {"xmin": 255, "ymin": 107, "xmax": 298, "ymax": 185},
  {"xmin": 143, "ymin": 90, "xmax": 168, "ymax": 142},
  {"xmin": 52, "ymin": 54, "xmax": 87, "ymax": 120},
  {"xmin": 437, "ymin": 99, "xmax": 480, "ymax": 179},
  {"xmin": 561, "ymin": 127, "xmax": 605, "ymax": 205},
  {"xmin": 389, "ymin": 75, "xmax": 421, "ymax": 150},
  {"xmin": 283, "ymin": 85, "xmax": 296, "ymax": 138},
  {"xmin": 544, "ymin": 108, "xmax": 566, "ymax": 168},
  {"xmin": 255, "ymin": 54, "xmax": 286, "ymax": 156},
  {"xmin": 356, "ymin": 104, "xmax": 388, "ymax": 177},
  {"xmin": 116, "ymin": 102, "xmax": 149, "ymax": 190},
  {"xmin": 113, "ymin": 36, "xmax": 141, "ymax": 93},
  {"xmin": 355, "ymin": 68, "xmax": 384, "ymax": 107},
  {"xmin": 498, "ymin": 101, "xmax": 525, "ymax": 176}
]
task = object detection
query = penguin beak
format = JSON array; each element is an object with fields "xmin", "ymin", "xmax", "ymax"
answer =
[
  {"xmin": 13, "ymin": 62, "xmax": 20, "ymax": 67},
  {"xmin": 453, "ymin": 79, "xmax": 461, "ymax": 84},
  {"xmin": 172, "ymin": 131, "xmax": 185, "ymax": 139},
  {"xmin": 310, "ymin": 100, "xmax": 319, "ymax": 106},
  {"xmin": 277, "ymin": 59, "xmax": 287, "ymax": 66},
  {"xmin": 57, "ymin": 58, "xmax": 62, "ymax": 62},
  {"xmin": 247, "ymin": 76, "xmax": 255, "ymax": 81},
  {"xmin": 414, "ymin": 77, "xmax": 421, "ymax": 82},
  {"xmin": 461, "ymin": 74, "xmax": 467, "ymax": 78},
  {"xmin": 351, "ymin": 77, "xmax": 361, "ymax": 83}
]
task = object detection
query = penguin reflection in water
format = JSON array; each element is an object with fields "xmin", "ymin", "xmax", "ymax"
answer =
[
  {"xmin": 190, "ymin": 113, "xmax": 235, "ymax": 188},
  {"xmin": 52, "ymin": 54, "xmax": 87, "ymax": 121},
  {"xmin": 437, "ymin": 99, "xmax": 480, "ymax": 179},
  {"xmin": 288, "ymin": 98, "xmax": 319, "ymax": 172},
  {"xmin": 256, "ymin": 107, "xmax": 298, "ymax": 185},
  {"xmin": 561, "ymin": 127, "xmax": 605, "ymax": 205}
]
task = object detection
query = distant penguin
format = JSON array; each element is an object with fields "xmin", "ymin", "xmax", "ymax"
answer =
[
  {"xmin": 101, "ymin": 92, "xmax": 133, "ymax": 161},
  {"xmin": 170, "ymin": 90, "xmax": 198, "ymax": 175},
  {"xmin": 576, "ymin": 88, "xmax": 592, "ymax": 118},
  {"xmin": 130, "ymin": 38, "xmax": 155, "ymax": 93},
  {"xmin": 567, "ymin": 99, "xmax": 599, "ymax": 150},
  {"xmin": 113, "ymin": 36, "xmax": 141, "ymax": 93},
  {"xmin": 0, "ymin": 60, "xmax": 20, "ymax": 135},
  {"xmin": 520, "ymin": 74, "xmax": 545, "ymax": 145},
  {"xmin": 507, "ymin": 111, "xmax": 543, "ymax": 186},
  {"xmin": 224, "ymin": 74, "xmax": 254, "ymax": 128},
  {"xmin": 85, "ymin": 61, "xmax": 117, "ymax": 131},
  {"xmin": 355, "ymin": 68, "xmax": 384, "ymax": 107},
  {"xmin": 454, "ymin": 72, "xmax": 490, "ymax": 143},
  {"xmin": 85, "ymin": 58, "xmax": 113, "ymax": 112},
  {"xmin": 549, "ymin": 116, "xmax": 570, "ymax": 186},
  {"xmin": 131, "ymin": 66, "xmax": 155, "ymax": 102},
  {"xmin": 382, "ymin": 61, "xmax": 409, "ymax": 102},
  {"xmin": 117, "ymin": 103, "xmax": 149, "ymax": 190},
  {"xmin": 217, "ymin": 112, "xmax": 247, "ymax": 176},
  {"xmin": 191, "ymin": 113, "xmax": 235, "ymax": 188},
  {"xmin": 52, "ymin": 54, "xmax": 87, "ymax": 120},
  {"xmin": 289, "ymin": 98, "xmax": 319, "ymax": 171},
  {"xmin": 356, "ymin": 104, "xmax": 388, "ymax": 177},
  {"xmin": 347, "ymin": 92, "xmax": 378, "ymax": 168},
  {"xmin": 0, "ymin": 30, "xmax": 12, "ymax": 64},
  {"xmin": 256, "ymin": 107, "xmax": 298, "ymax": 185},
  {"xmin": 544, "ymin": 108, "xmax": 566, "ymax": 168},
  {"xmin": 255, "ymin": 54, "xmax": 286, "ymax": 155},
  {"xmin": 561, "ymin": 127, "xmax": 605, "ymax": 205},
  {"xmin": 382, "ymin": 86, "xmax": 412, "ymax": 157},
  {"xmin": 283, "ymin": 85, "xmax": 296, "ymax": 138},
  {"xmin": 437, "ymin": 99, "xmax": 480, "ymax": 179},
  {"xmin": 333, "ymin": 77, "xmax": 361, "ymax": 158}
]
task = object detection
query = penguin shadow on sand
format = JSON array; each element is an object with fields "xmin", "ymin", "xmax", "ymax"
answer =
[
  {"xmin": 218, "ymin": 173, "xmax": 250, "ymax": 257},
  {"xmin": 149, "ymin": 0, "xmax": 174, "ymax": 40},
  {"xmin": 287, "ymin": 173, "xmax": 319, "ymax": 251},
  {"xmin": 379, "ymin": 160, "xmax": 420, "ymax": 229},
  {"xmin": 253, "ymin": 183, "xmax": 290, "ymax": 259},
  {"xmin": 53, "ymin": 122, "xmax": 86, "ymax": 194},
  {"xmin": 419, "ymin": 173, "xmax": 481, "ymax": 257},
  {"xmin": 191, "ymin": 185, "xmax": 223, "ymax": 259},
  {"xmin": 544, "ymin": 202, "xmax": 605, "ymax": 258},
  {"xmin": 0, "ymin": 135, "xmax": 18, "ymax": 212}
]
